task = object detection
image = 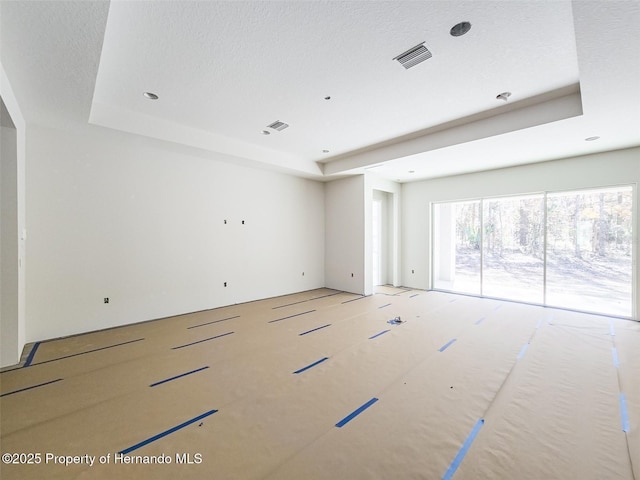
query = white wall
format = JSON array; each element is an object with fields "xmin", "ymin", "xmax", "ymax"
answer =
[
  {"xmin": 401, "ymin": 147, "xmax": 640, "ymax": 319},
  {"xmin": 25, "ymin": 124, "xmax": 325, "ymax": 342},
  {"xmin": 1, "ymin": 102, "xmax": 19, "ymax": 366},
  {"xmin": 0, "ymin": 62, "xmax": 27, "ymax": 367},
  {"xmin": 325, "ymin": 175, "xmax": 366, "ymax": 294},
  {"xmin": 324, "ymin": 173, "xmax": 401, "ymax": 296}
]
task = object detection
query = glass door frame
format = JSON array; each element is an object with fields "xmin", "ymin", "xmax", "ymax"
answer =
[{"xmin": 430, "ymin": 183, "xmax": 637, "ymax": 319}]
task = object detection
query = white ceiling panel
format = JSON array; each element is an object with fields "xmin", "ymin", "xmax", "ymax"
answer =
[{"xmin": 1, "ymin": 1, "xmax": 638, "ymax": 181}]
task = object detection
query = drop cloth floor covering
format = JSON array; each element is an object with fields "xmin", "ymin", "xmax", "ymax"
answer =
[{"xmin": 0, "ymin": 288, "xmax": 637, "ymax": 480}]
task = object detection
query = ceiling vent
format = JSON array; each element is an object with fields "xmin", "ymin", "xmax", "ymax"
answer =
[
  {"xmin": 393, "ymin": 42, "xmax": 432, "ymax": 69},
  {"xmin": 267, "ymin": 120, "xmax": 289, "ymax": 131}
]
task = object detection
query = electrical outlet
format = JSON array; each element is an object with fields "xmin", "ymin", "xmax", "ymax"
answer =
[{"xmin": 104, "ymin": 298, "xmax": 109, "ymax": 304}]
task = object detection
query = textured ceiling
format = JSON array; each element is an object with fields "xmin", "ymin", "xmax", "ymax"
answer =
[{"xmin": 1, "ymin": 1, "xmax": 639, "ymax": 182}]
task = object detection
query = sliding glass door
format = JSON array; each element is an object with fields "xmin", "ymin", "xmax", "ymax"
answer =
[
  {"xmin": 432, "ymin": 185, "xmax": 633, "ymax": 317},
  {"xmin": 546, "ymin": 187, "xmax": 633, "ymax": 317},
  {"xmin": 482, "ymin": 195, "xmax": 545, "ymax": 304}
]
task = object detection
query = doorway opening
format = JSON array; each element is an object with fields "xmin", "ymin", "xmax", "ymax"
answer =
[{"xmin": 372, "ymin": 190, "xmax": 393, "ymax": 287}]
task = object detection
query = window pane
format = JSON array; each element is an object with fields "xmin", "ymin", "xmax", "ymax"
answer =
[
  {"xmin": 433, "ymin": 201, "xmax": 481, "ymax": 294},
  {"xmin": 482, "ymin": 195, "xmax": 544, "ymax": 303},
  {"xmin": 546, "ymin": 187, "xmax": 633, "ymax": 316}
]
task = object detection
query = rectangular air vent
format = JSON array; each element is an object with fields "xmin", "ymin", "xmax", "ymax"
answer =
[
  {"xmin": 393, "ymin": 42, "xmax": 432, "ymax": 69},
  {"xmin": 267, "ymin": 120, "xmax": 289, "ymax": 131}
]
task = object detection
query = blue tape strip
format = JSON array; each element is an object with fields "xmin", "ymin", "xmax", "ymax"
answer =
[
  {"xmin": 119, "ymin": 409, "xmax": 218, "ymax": 455},
  {"xmin": 273, "ymin": 292, "xmax": 341, "ymax": 309},
  {"xmin": 517, "ymin": 343, "xmax": 529, "ymax": 360},
  {"xmin": 299, "ymin": 324, "xmax": 331, "ymax": 336},
  {"xmin": 494, "ymin": 304, "xmax": 502, "ymax": 311},
  {"xmin": 449, "ymin": 298, "xmax": 457, "ymax": 303},
  {"xmin": 335, "ymin": 398, "xmax": 379, "ymax": 428},
  {"xmin": 150, "ymin": 366, "xmax": 210, "ymax": 387},
  {"xmin": 378, "ymin": 303, "xmax": 391, "ymax": 309},
  {"xmin": 293, "ymin": 357, "xmax": 329, "ymax": 374},
  {"xmin": 187, "ymin": 316, "xmax": 240, "ymax": 329},
  {"xmin": 409, "ymin": 294, "xmax": 419, "ymax": 298},
  {"xmin": 439, "ymin": 338, "xmax": 457, "ymax": 352},
  {"xmin": 172, "ymin": 332, "xmax": 234, "ymax": 349},
  {"xmin": 342, "ymin": 295, "xmax": 366, "ymax": 304},
  {"xmin": 0, "ymin": 378, "xmax": 63, "ymax": 397},
  {"xmin": 29, "ymin": 338, "xmax": 145, "ymax": 366},
  {"xmin": 442, "ymin": 418, "xmax": 484, "ymax": 480},
  {"xmin": 268, "ymin": 310, "xmax": 316, "ymax": 323},
  {"xmin": 536, "ymin": 318, "xmax": 543, "ymax": 329},
  {"xmin": 369, "ymin": 329, "xmax": 390, "ymax": 339},
  {"xmin": 612, "ymin": 348, "xmax": 620, "ymax": 369},
  {"xmin": 23, "ymin": 342, "xmax": 41, "ymax": 367},
  {"xmin": 609, "ymin": 320, "xmax": 615, "ymax": 336},
  {"xmin": 474, "ymin": 317, "xmax": 485, "ymax": 325},
  {"xmin": 620, "ymin": 393, "xmax": 630, "ymax": 432}
]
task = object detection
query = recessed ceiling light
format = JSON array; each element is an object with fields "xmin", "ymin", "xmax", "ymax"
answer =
[
  {"xmin": 585, "ymin": 136, "xmax": 600, "ymax": 141},
  {"xmin": 261, "ymin": 130, "xmax": 271, "ymax": 135},
  {"xmin": 143, "ymin": 92, "xmax": 158, "ymax": 100},
  {"xmin": 496, "ymin": 92, "xmax": 511, "ymax": 102},
  {"xmin": 450, "ymin": 21, "xmax": 472, "ymax": 37}
]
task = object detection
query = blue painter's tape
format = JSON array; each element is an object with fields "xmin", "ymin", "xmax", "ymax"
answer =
[
  {"xmin": 342, "ymin": 295, "xmax": 366, "ymax": 304},
  {"xmin": 517, "ymin": 343, "xmax": 529, "ymax": 360},
  {"xmin": 474, "ymin": 317, "xmax": 485, "ymax": 325},
  {"xmin": 0, "ymin": 378, "xmax": 63, "ymax": 397},
  {"xmin": 494, "ymin": 304, "xmax": 502, "ymax": 311},
  {"xmin": 442, "ymin": 418, "xmax": 484, "ymax": 480},
  {"xmin": 268, "ymin": 310, "xmax": 316, "ymax": 323},
  {"xmin": 150, "ymin": 366, "xmax": 209, "ymax": 387},
  {"xmin": 335, "ymin": 398, "xmax": 379, "ymax": 428},
  {"xmin": 620, "ymin": 393, "xmax": 630, "ymax": 433},
  {"xmin": 30, "ymin": 338, "xmax": 145, "ymax": 366},
  {"xmin": 612, "ymin": 348, "xmax": 620, "ymax": 369},
  {"xmin": 187, "ymin": 316, "xmax": 240, "ymax": 329},
  {"xmin": 273, "ymin": 292, "xmax": 341, "ymax": 309},
  {"xmin": 449, "ymin": 298, "xmax": 457, "ymax": 303},
  {"xmin": 378, "ymin": 303, "xmax": 391, "ymax": 309},
  {"xmin": 369, "ymin": 329, "xmax": 390, "ymax": 340},
  {"xmin": 119, "ymin": 409, "xmax": 218, "ymax": 455},
  {"xmin": 171, "ymin": 332, "xmax": 234, "ymax": 350},
  {"xmin": 299, "ymin": 324, "xmax": 331, "ymax": 336},
  {"xmin": 23, "ymin": 342, "xmax": 41, "ymax": 367},
  {"xmin": 609, "ymin": 320, "xmax": 615, "ymax": 336},
  {"xmin": 536, "ymin": 318, "xmax": 543, "ymax": 329},
  {"xmin": 439, "ymin": 339, "xmax": 457, "ymax": 352},
  {"xmin": 293, "ymin": 357, "xmax": 329, "ymax": 374}
]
